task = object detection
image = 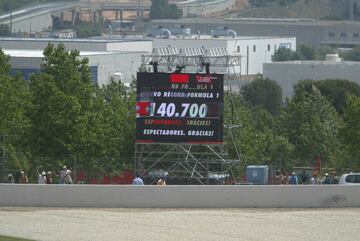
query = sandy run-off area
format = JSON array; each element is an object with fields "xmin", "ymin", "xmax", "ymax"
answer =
[{"xmin": 0, "ymin": 207, "xmax": 360, "ymax": 241}]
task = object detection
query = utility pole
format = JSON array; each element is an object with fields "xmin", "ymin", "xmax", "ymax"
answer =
[
  {"xmin": 9, "ymin": 0, "xmax": 12, "ymax": 35},
  {"xmin": 1, "ymin": 135, "xmax": 5, "ymax": 183}
]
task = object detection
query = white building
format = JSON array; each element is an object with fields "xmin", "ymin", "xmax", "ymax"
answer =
[
  {"xmin": 6, "ymin": 49, "xmax": 146, "ymax": 86},
  {"xmin": 0, "ymin": 37, "xmax": 152, "ymax": 52},
  {"xmin": 263, "ymin": 58, "xmax": 360, "ymax": 100},
  {"xmin": 0, "ymin": 37, "xmax": 153, "ymax": 86},
  {"xmin": 153, "ymin": 36, "xmax": 296, "ymax": 76}
]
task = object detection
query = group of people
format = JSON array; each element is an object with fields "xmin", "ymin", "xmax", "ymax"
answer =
[
  {"xmin": 6, "ymin": 165, "xmax": 74, "ymax": 184},
  {"xmin": 273, "ymin": 170, "xmax": 339, "ymax": 185},
  {"xmin": 132, "ymin": 174, "xmax": 166, "ymax": 186},
  {"xmin": 7, "ymin": 171, "xmax": 29, "ymax": 184},
  {"xmin": 38, "ymin": 166, "xmax": 73, "ymax": 184}
]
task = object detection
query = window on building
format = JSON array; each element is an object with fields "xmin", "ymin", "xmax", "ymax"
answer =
[
  {"xmin": 341, "ymin": 32, "xmax": 347, "ymax": 38},
  {"xmin": 329, "ymin": 32, "xmax": 335, "ymax": 38},
  {"xmin": 267, "ymin": 44, "xmax": 271, "ymax": 51},
  {"xmin": 237, "ymin": 46, "xmax": 240, "ymax": 53},
  {"xmin": 354, "ymin": 33, "xmax": 359, "ymax": 38},
  {"xmin": 253, "ymin": 45, "xmax": 256, "ymax": 52}
]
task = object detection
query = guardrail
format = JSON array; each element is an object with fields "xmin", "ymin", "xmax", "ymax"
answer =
[{"xmin": 1, "ymin": 184, "xmax": 359, "ymax": 208}]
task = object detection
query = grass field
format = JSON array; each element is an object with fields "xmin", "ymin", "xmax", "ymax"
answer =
[{"xmin": 0, "ymin": 235, "xmax": 34, "ymax": 241}]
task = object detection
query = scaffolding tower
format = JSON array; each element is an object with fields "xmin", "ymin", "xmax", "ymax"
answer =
[{"xmin": 136, "ymin": 46, "xmax": 243, "ymax": 185}]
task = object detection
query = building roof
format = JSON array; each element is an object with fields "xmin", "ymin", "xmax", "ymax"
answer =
[
  {"xmin": 267, "ymin": 60, "xmax": 360, "ymax": 66},
  {"xmin": 3, "ymin": 49, "xmax": 144, "ymax": 58},
  {"xmin": 151, "ymin": 35, "xmax": 295, "ymax": 41},
  {"xmin": 0, "ymin": 37, "xmax": 152, "ymax": 43}
]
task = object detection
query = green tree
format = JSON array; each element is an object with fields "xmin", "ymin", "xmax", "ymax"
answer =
[
  {"xmin": 225, "ymin": 93, "xmax": 295, "ymax": 174},
  {"xmin": 294, "ymin": 79, "xmax": 360, "ymax": 114},
  {"xmin": 150, "ymin": 0, "xmax": 181, "ymax": 19},
  {"xmin": 341, "ymin": 46, "xmax": 360, "ymax": 61},
  {"xmin": 279, "ymin": 84, "xmax": 342, "ymax": 168},
  {"xmin": 0, "ymin": 49, "xmax": 30, "ymax": 173},
  {"xmin": 0, "ymin": 48, "xmax": 10, "ymax": 75},
  {"xmin": 90, "ymin": 80, "xmax": 136, "ymax": 175},
  {"xmin": 273, "ymin": 47, "xmax": 297, "ymax": 61},
  {"xmin": 28, "ymin": 43, "xmax": 95, "ymax": 171},
  {"xmin": 297, "ymin": 44, "xmax": 315, "ymax": 60},
  {"xmin": 241, "ymin": 75, "xmax": 282, "ymax": 115},
  {"xmin": 340, "ymin": 95, "xmax": 360, "ymax": 169}
]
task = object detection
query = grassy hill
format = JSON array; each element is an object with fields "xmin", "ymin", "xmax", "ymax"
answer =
[{"xmin": 227, "ymin": 0, "xmax": 340, "ymax": 20}]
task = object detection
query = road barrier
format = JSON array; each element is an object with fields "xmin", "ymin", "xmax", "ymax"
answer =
[{"xmin": 0, "ymin": 184, "xmax": 359, "ymax": 208}]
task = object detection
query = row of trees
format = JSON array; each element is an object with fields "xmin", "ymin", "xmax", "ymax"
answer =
[
  {"xmin": 273, "ymin": 44, "xmax": 360, "ymax": 62},
  {"xmin": 150, "ymin": 0, "xmax": 181, "ymax": 19},
  {"xmin": 0, "ymin": 44, "xmax": 135, "ymax": 181},
  {"xmin": 227, "ymin": 75, "xmax": 360, "ymax": 171},
  {"xmin": 1, "ymin": 44, "xmax": 360, "ymax": 182}
]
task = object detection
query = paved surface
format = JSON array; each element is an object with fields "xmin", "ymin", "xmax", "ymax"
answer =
[{"xmin": 0, "ymin": 208, "xmax": 359, "ymax": 241}]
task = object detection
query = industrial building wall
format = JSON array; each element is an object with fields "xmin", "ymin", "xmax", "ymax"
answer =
[
  {"xmin": 87, "ymin": 52, "xmax": 145, "ymax": 86},
  {"xmin": 8, "ymin": 52, "xmax": 144, "ymax": 86},
  {"xmin": 153, "ymin": 37, "xmax": 295, "ymax": 76},
  {"xmin": 227, "ymin": 37, "xmax": 296, "ymax": 76},
  {"xmin": 0, "ymin": 39, "xmax": 107, "ymax": 51},
  {"xmin": 263, "ymin": 61, "xmax": 360, "ymax": 100},
  {"xmin": 106, "ymin": 41, "xmax": 152, "ymax": 52}
]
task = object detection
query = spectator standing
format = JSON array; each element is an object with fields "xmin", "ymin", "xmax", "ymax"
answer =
[
  {"xmin": 7, "ymin": 174, "xmax": 14, "ymax": 184},
  {"xmin": 322, "ymin": 173, "xmax": 331, "ymax": 184},
  {"xmin": 288, "ymin": 172, "xmax": 298, "ymax": 185},
  {"xmin": 300, "ymin": 171, "xmax": 308, "ymax": 184},
  {"xmin": 282, "ymin": 172, "xmax": 289, "ymax": 185},
  {"xmin": 38, "ymin": 171, "xmax": 47, "ymax": 184},
  {"xmin": 330, "ymin": 171, "xmax": 339, "ymax": 184},
  {"xmin": 64, "ymin": 170, "xmax": 73, "ymax": 184},
  {"xmin": 46, "ymin": 171, "xmax": 53, "ymax": 184},
  {"xmin": 273, "ymin": 170, "xmax": 283, "ymax": 185},
  {"xmin": 59, "ymin": 166, "xmax": 67, "ymax": 184},
  {"xmin": 311, "ymin": 174, "xmax": 320, "ymax": 184},
  {"xmin": 19, "ymin": 171, "xmax": 28, "ymax": 184},
  {"xmin": 132, "ymin": 174, "xmax": 144, "ymax": 185}
]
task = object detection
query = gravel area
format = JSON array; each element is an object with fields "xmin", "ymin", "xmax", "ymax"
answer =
[{"xmin": 0, "ymin": 208, "xmax": 360, "ymax": 241}]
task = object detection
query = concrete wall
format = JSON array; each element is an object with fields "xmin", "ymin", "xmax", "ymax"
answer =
[
  {"xmin": 0, "ymin": 184, "xmax": 359, "ymax": 208},
  {"xmin": 263, "ymin": 61, "xmax": 360, "ymax": 100}
]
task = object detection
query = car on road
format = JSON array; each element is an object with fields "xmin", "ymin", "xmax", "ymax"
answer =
[{"xmin": 338, "ymin": 173, "xmax": 360, "ymax": 185}]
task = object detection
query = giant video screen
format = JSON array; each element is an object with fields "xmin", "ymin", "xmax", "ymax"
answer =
[{"xmin": 136, "ymin": 72, "xmax": 224, "ymax": 144}]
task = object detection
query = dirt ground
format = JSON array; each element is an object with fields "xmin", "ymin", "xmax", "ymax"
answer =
[{"xmin": 0, "ymin": 207, "xmax": 360, "ymax": 241}]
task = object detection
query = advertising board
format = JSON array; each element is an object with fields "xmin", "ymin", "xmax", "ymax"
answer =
[{"xmin": 136, "ymin": 72, "xmax": 224, "ymax": 144}]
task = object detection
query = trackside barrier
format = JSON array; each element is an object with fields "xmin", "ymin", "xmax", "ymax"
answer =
[{"xmin": 0, "ymin": 184, "xmax": 359, "ymax": 208}]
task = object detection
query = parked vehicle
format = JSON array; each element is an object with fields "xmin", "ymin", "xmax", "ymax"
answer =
[{"xmin": 338, "ymin": 173, "xmax": 360, "ymax": 185}]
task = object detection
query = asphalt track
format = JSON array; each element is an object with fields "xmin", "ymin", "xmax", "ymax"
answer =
[{"xmin": 0, "ymin": 208, "xmax": 359, "ymax": 241}]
